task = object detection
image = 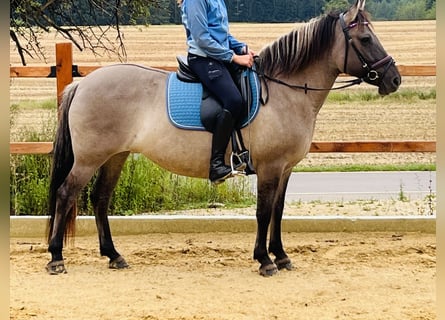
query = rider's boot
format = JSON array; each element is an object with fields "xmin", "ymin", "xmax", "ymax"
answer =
[{"xmin": 209, "ymin": 109, "xmax": 234, "ymax": 184}]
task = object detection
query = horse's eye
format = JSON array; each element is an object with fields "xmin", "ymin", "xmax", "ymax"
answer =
[{"xmin": 360, "ymin": 35, "xmax": 371, "ymax": 45}]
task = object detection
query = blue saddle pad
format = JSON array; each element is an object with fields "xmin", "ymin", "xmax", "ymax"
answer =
[{"xmin": 166, "ymin": 69, "xmax": 261, "ymax": 130}]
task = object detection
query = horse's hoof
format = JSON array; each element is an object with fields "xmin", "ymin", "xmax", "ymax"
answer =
[
  {"xmin": 259, "ymin": 263, "xmax": 278, "ymax": 277},
  {"xmin": 275, "ymin": 257, "xmax": 293, "ymax": 271},
  {"xmin": 109, "ymin": 256, "xmax": 129, "ymax": 269},
  {"xmin": 46, "ymin": 260, "xmax": 67, "ymax": 275}
]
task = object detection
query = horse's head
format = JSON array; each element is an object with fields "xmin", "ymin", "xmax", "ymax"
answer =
[{"xmin": 333, "ymin": 0, "xmax": 401, "ymax": 95}]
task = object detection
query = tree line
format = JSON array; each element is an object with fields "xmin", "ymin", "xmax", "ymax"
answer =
[{"xmin": 149, "ymin": 0, "xmax": 436, "ymax": 24}]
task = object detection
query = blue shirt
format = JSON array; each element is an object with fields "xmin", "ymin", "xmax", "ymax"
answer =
[{"xmin": 181, "ymin": 0, "xmax": 245, "ymax": 62}]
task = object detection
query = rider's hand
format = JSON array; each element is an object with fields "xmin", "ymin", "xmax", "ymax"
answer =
[{"xmin": 232, "ymin": 53, "xmax": 254, "ymax": 68}]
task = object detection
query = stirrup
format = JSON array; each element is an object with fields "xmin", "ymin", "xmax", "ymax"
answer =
[
  {"xmin": 231, "ymin": 152, "xmax": 247, "ymax": 173},
  {"xmin": 211, "ymin": 171, "xmax": 245, "ymax": 185},
  {"xmin": 211, "ymin": 167, "xmax": 244, "ymax": 186},
  {"xmin": 231, "ymin": 150, "xmax": 255, "ymax": 175}
]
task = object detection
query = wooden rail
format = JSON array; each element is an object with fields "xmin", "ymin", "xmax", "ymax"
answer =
[
  {"xmin": 9, "ymin": 64, "xmax": 436, "ymax": 78},
  {"xmin": 10, "ymin": 43, "xmax": 436, "ymax": 155},
  {"xmin": 10, "ymin": 140, "xmax": 436, "ymax": 155}
]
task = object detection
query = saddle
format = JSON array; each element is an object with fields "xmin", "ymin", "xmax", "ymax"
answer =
[{"xmin": 176, "ymin": 55, "xmax": 256, "ymax": 175}]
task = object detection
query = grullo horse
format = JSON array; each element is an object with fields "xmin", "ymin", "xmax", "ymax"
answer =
[{"xmin": 46, "ymin": 0, "xmax": 401, "ymax": 276}]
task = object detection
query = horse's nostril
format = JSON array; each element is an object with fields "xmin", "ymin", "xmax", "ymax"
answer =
[{"xmin": 393, "ymin": 77, "xmax": 401, "ymax": 87}]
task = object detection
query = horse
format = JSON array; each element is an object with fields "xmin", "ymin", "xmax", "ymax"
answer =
[{"xmin": 46, "ymin": 0, "xmax": 401, "ymax": 276}]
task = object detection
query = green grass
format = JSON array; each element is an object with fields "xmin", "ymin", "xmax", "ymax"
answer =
[
  {"xmin": 10, "ymin": 153, "xmax": 256, "ymax": 216},
  {"xmin": 294, "ymin": 163, "xmax": 436, "ymax": 172},
  {"xmin": 12, "ymin": 87, "xmax": 436, "ymax": 111},
  {"xmin": 10, "ymin": 99, "xmax": 57, "ymax": 110},
  {"xmin": 326, "ymin": 88, "xmax": 436, "ymax": 103}
]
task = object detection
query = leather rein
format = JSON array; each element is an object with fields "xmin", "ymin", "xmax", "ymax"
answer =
[{"xmin": 256, "ymin": 12, "xmax": 395, "ymax": 104}]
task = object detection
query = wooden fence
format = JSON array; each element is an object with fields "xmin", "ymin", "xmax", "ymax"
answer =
[{"xmin": 10, "ymin": 43, "xmax": 436, "ymax": 155}]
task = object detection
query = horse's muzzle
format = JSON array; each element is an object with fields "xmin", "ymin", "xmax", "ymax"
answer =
[
  {"xmin": 378, "ymin": 71, "xmax": 401, "ymax": 95},
  {"xmin": 371, "ymin": 59, "xmax": 401, "ymax": 95}
]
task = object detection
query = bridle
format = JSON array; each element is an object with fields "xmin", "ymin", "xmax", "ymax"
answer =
[
  {"xmin": 255, "ymin": 11, "xmax": 396, "ymax": 104},
  {"xmin": 339, "ymin": 12, "xmax": 395, "ymax": 84}
]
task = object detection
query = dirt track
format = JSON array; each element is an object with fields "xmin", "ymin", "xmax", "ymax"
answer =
[{"xmin": 10, "ymin": 231, "xmax": 435, "ymax": 320}]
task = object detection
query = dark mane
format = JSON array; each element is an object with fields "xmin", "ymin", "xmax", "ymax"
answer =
[{"xmin": 258, "ymin": 11, "xmax": 371, "ymax": 77}]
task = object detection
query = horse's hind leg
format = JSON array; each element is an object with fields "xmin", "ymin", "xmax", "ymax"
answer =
[
  {"xmin": 47, "ymin": 165, "xmax": 96, "ymax": 274},
  {"xmin": 90, "ymin": 151, "xmax": 130, "ymax": 269}
]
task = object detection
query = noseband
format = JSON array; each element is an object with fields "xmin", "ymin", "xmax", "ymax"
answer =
[{"xmin": 339, "ymin": 12, "xmax": 395, "ymax": 84}]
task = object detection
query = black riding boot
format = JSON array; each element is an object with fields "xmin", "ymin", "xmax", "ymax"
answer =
[{"xmin": 209, "ymin": 109, "xmax": 234, "ymax": 184}]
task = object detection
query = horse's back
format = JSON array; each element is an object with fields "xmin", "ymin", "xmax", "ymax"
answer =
[
  {"xmin": 78, "ymin": 63, "xmax": 169, "ymax": 94},
  {"xmin": 68, "ymin": 65, "xmax": 168, "ymax": 152},
  {"xmin": 66, "ymin": 64, "xmax": 213, "ymax": 178}
]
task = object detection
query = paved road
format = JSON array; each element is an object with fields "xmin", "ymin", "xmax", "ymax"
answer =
[{"xmin": 249, "ymin": 171, "xmax": 436, "ymax": 202}]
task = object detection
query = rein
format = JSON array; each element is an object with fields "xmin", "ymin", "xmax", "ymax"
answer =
[
  {"xmin": 255, "ymin": 11, "xmax": 395, "ymax": 105},
  {"xmin": 254, "ymin": 58, "xmax": 363, "ymax": 105}
]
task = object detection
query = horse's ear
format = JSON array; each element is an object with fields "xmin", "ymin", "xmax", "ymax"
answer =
[{"xmin": 342, "ymin": 0, "xmax": 365, "ymax": 25}]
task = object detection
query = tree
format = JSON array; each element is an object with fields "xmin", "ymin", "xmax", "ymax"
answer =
[
  {"xmin": 323, "ymin": 0, "xmax": 351, "ymax": 13},
  {"xmin": 367, "ymin": 0, "xmax": 397, "ymax": 21},
  {"xmin": 396, "ymin": 0, "xmax": 432, "ymax": 20},
  {"xmin": 10, "ymin": 0, "xmax": 159, "ymax": 65}
]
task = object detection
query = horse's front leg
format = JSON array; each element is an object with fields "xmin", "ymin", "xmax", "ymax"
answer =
[
  {"xmin": 254, "ymin": 171, "xmax": 281, "ymax": 276},
  {"xmin": 91, "ymin": 152, "xmax": 130, "ymax": 269},
  {"xmin": 269, "ymin": 171, "xmax": 293, "ymax": 271}
]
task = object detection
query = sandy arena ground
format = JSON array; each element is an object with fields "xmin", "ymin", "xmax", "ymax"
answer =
[{"xmin": 10, "ymin": 230, "xmax": 435, "ymax": 320}]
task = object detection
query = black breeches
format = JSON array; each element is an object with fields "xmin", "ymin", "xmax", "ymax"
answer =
[{"xmin": 187, "ymin": 53, "xmax": 243, "ymax": 120}]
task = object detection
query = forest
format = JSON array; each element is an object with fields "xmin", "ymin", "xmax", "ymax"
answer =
[{"xmin": 149, "ymin": 0, "xmax": 436, "ymax": 24}]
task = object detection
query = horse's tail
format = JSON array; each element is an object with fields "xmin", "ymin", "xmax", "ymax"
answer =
[{"xmin": 47, "ymin": 82, "xmax": 79, "ymax": 244}]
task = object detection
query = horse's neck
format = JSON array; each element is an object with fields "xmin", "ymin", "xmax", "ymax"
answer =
[{"xmin": 284, "ymin": 61, "xmax": 339, "ymax": 113}]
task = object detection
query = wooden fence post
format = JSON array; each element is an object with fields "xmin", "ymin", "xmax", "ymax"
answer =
[{"xmin": 55, "ymin": 42, "xmax": 73, "ymax": 119}]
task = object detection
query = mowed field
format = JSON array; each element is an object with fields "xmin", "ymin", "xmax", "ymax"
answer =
[{"xmin": 10, "ymin": 20, "xmax": 436, "ymax": 166}]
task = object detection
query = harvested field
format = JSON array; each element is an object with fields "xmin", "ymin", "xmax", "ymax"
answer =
[
  {"xmin": 9, "ymin": 21, "xmax": 436, "ymax": 67},
  {"xmin": 9, "ymin": 21, "xmax": 436, "ymax": 100}
]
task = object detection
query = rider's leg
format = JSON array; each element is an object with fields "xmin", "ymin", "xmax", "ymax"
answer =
[
  {"xmin": 209, "ymin": 109, "xmax": 234, "ymax": 183},
  {"xmin": 188, "ymin": 54, "xmax": 244, "ymax": 183}
]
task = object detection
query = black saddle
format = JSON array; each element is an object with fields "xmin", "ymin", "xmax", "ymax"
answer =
[{"xmin": 176, "ymin": 56, "xmax": 200, "ymax": 83}]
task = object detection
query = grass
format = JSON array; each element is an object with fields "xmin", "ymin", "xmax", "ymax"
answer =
[
  {"xmin": 11, "ymin": 88, "xmax": 435, "ymax": 112},
  {"xmin": 10, "ymin": 99, "xmax": 57, "ymax": 110},
  {"xmin": 326, "ymin": 88, "xmax": 436, "ymax": 103},
  {"xmin": 10, "ymin": 152, "xmax": 256, "ymax": 216},
  {"xmin": 294, "ymin": 163, "xmax": 436, "ymax": 172}
]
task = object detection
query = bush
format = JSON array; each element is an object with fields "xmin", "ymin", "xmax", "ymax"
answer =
[{"xmin": 10, "ymin": 154, "xmax": 52, "ymax": 215}]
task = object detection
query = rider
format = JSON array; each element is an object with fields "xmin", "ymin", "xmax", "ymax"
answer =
[{"xmin": 178, "ymin": 0, "xmax": 255, "ymax": 184}]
